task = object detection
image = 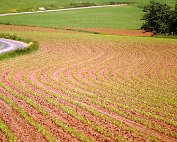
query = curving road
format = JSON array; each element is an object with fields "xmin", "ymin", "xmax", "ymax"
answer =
[{"xmin": 0, "ymin": 38, "xmax": 28, "ymax": 54}]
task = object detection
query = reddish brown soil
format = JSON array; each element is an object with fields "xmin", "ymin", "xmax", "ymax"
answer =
[
  {"xmin": 0, "ymin": 24, "xmax": 153, "ymax": 36},
  {"xmin": 67, "ymin": 27, "xmax": 154, "ymax": 36},
  {"xmin": 33, "ymin": 68, "xmax": 147, "ymax": 142},
  {"xmin": 0, "ymin": 130, "xmax": 8, "ymax": 142},
  {"xmin": 0, "ymin": 24, "xmax": 77, "ymax": 34},
  {"xmin": 0, "ymin": 71, "xmax": 82, "ymax": 142},
  {"xmin": 0, "ymin": 97, "xmax": 47, "ymax": 142},
  {"xmin": 0, "ymin": 25, "xmax": 177, "ymax": 142}
]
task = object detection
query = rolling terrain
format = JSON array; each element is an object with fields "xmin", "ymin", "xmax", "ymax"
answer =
[
  {"xmin": 0, "ymin": 0, "xmax": 177, "ymax": 142},
  {"xmin": 0, "ymin": 6, "xmax": 142, "ymax": 30},
  {"xmin": 0, "ymin": 25, "xmax": 177, "ymax": 142}
]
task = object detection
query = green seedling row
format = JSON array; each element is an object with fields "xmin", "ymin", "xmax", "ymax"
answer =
[
  {"xmin": 5, "ymin": 70, "xmax": 95, "ymax": 142},
  {"xmin": 0, "ymin": 93, "xmax": 56, "ymax": 142},
  {"xmin": 0, "ymin": 118, "xmax": 16, "ymax": 142}
]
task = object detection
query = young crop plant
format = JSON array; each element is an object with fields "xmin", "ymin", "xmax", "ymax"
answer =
[
  {"xmin": 0, "ymin": 118, "xmax": 16, "ymax": 142},
  {"xmin": 0, "ymin": 94, "xmax": 56, "ymax": 142},
  {"xmin": 40, "ymin": 47, "xmax": 177, "ymax": 141},
  {"xmin": 33, "ymin": 67, "xmax": 155, "ymax": 141},
  {"xmin": 0, "ymin": 24, "xmax": 176, "ymax": 142},
  {"xmin": 8, "ymin": 68, "xmax": 115, "ymax": 141},
  {"xmin": 16, "ymin": 66, "xmax": 143, "ymax": 141},
  {"xmin": 52, "ymin": 118, "xmax": 93, "ymax": 142}
]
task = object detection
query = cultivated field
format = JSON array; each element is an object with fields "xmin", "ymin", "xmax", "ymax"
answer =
[
  {"xmin": 0, "ymin": 6, "xmax": 142, "ymax": 30},
  {"xmin": 0, "ymin": 0, "xmax": 177, "ymax": 141},
  {"xmin": 0, "ymin": 0, "xmax": 176, "ymax": 13},
  {"xmin": 0, "ymin": 25, "xmax": 177, "ymax": 142},
  {"xmin": 1, "ymin": 1, "xmax": 176, "ymax": 31}
]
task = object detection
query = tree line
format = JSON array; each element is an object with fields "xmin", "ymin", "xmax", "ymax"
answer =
[{"xmin": 141, "ymin": 0, "xmax": 177, "ymax": 35}]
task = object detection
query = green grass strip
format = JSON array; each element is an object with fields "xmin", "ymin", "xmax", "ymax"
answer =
[
  {"xmin": 0, "ymin": 94, "xmax": 56, "ymax": 142},
  {"xmin": 0, "ymin": 33, "xmax": 38, "ymax": 61},
  {"xmin": 0, "ymin": 118, "xmax": 16, "ymax": 142}
]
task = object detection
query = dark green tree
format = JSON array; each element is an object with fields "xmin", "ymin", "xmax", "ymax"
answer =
[
  {"xmin": 169, "ymin": 4, "xmax": 177, "ymax": 35},
  {"xmin": 141, "ymin": 0, "xmax": 175, "ymax": 35}
]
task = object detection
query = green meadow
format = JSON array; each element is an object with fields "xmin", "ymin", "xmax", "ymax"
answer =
[
  {"xmin": 0, "ymin": 0, "xmax": 176, "ymax": 13},
  {"xmin": 0, "ymin": 0, "xmax": 176, "ymax": 30},
  {"xmin": 0, "ymin": 6, "xmax": 142, "ymax": 30}
]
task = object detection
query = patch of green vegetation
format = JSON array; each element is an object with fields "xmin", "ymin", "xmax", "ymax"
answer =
[
  {"xmin": 0, "ymin": 6, "xmax": 142, "ymax": 30},
  {"xmin": 0, "ymin": 118, "xmax": 16, "ymax": 142},
  {"xmin": 52, "ymin": 118, "xmax": 93, "ymax": 142},
  {"xmin": 0, "ymin": 33, "xmax": 38, "ymax": 61},
  {"xmin": 3, "ymin": 70, "xmax": 94, "ymax": 142},
  {"xmin": 0, "ymin": 28, "xmax": 176, "ymax": 141},
  {"xmin": 154, "ymin": 35, "xmax": 177, "ymax": 39},
  {"xmin": 0, "ymin": 1, "xmax": 176, "ymax": 31},
  {"xmin": 0, "ymin": 44, "xmax": 3, "ymax": 49},
  {"xmin": 0, "ymin": 94, "xmax": 56, "ymax": 142},
  {"xmin": 0, "ymin": 33, "xmax": 24, "ymax": 41},
  {"xmin": 141, "ymin": 1, "xmax": 177, "ymax": 36},
  {"xmin": 0, "ymin": 0, "xmax": 176, "ymax": 13}
]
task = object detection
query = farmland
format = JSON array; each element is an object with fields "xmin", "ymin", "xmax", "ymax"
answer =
[
  {"xmin": 0, "ymin": 0, "xmax": 176, "ymax": 13},
  {"xmin": 0, "ymin": 6, "xmax": 142, "ymax": 30},
  {"xmin": 0, "ymin": 1, "xmax": 177, "ymax": 31},
  {"xmin": 0, "ymin": 25, "xmax": 177, "ymax": 141},
  {"xmin": 0, "ymin": 0, "xmax": 177, "ymax": 141}
]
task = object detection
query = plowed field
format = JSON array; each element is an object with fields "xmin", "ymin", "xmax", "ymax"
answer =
[{"xmin": 0, "ymin": 25, "xmax": 177, "ymax": 142}]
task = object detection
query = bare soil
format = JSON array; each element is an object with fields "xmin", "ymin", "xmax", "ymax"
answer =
[{"xmin": 0, "ymin": 25, "xmax": 176, "ymax": 142}]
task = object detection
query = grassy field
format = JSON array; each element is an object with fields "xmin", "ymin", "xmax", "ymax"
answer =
[
  {"xmin": 0, "ymin": 1, "xmax": 176, "ymax": 30},
  {"xmin": 0, "ymin": 6, "xmax": 142, "ymax": 30},
  {"xmin": 0, "ymin": 25, "xmax": 177, "ymax": 142},
  {"xmin": 0, "ymin": 0, "xmax": 176, "ymax": 13}
]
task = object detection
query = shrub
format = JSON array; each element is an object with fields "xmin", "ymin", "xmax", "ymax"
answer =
[
  {"xmin": 141, "ymin": 0, "xmax": 177, "ymax": 35},
  {"xmin": 0, "ymin": 33, "xmax": 22, "ymax": 40},
  {"xmin": 169, "ymin": 4, "xmax": 177, "ymax": 35},
  {"xmin": 10, "ymin": 9, "xmax": 17, "ymax": 13},
  {"xmin": 68, "ymin": 2, "xmax": 97, "ymax": 8}
]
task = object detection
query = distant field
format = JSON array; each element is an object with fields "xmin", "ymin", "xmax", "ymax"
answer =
[
  {"xmin": 0, "ymin": 0, "xmax": 176, "ymax": 13},
  {"xmin": 0, "ymin": 1, "xmax": 176, "ymax": 30},
  {"xmin": 0, "ymin": 6, "xmax": 142, "ymax": 30}
]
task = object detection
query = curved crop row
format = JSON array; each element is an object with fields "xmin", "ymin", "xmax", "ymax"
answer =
[{"xmin": 0, "ymin": 26, "xmax": 177, "ymax": 142}]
